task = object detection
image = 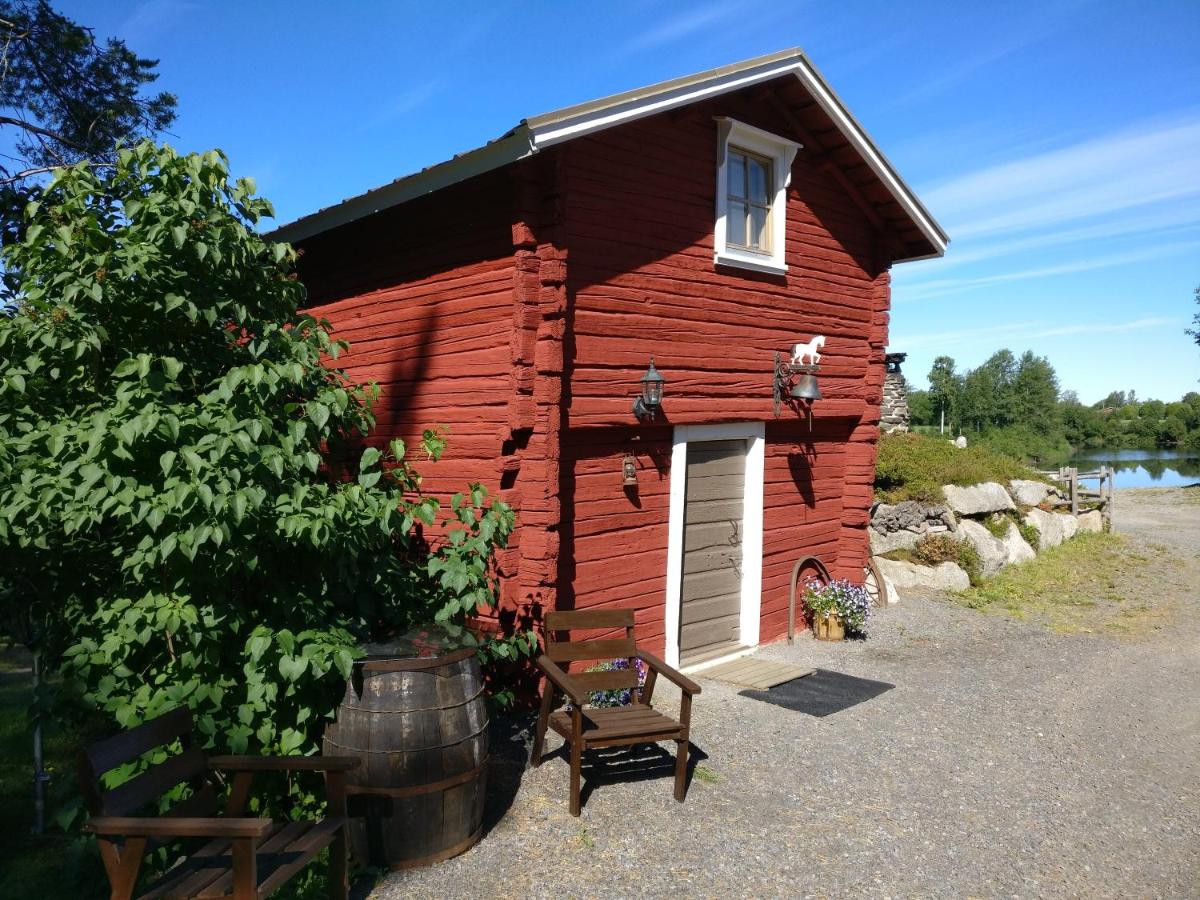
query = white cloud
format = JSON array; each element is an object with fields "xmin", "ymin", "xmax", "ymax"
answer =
[
  {"xmin": 896, "ymin": 241, "xmax": 1200, "ymax": 302},
  {"xmin": 894, "ymin": 316, "xmax": 1180, "ymax": 349},
  {"xmin": 620, "ymin": 1, "xmax": 744, "ymax": 53},
  {"xmin": 923, "ymin": 116, "xmax": 1200, "ymax": 240},
  {"xmin": 901, "ymin": 203, "xmax": 1200, "ymax": 275},
  {"xmin": 369, "ymin": 81, "xmax": 442, "ymax": 127},
  {"xmin": 119, "ymin": 0, "xmax": 198, "ymax": 45}
]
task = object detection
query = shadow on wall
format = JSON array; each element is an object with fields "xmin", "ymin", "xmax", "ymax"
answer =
[{"xmin": 555, "ymin": 425, "xmax": 673, "ymax": 619}]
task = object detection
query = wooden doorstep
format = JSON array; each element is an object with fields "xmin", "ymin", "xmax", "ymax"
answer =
[{"xmin": 697, "ymin": 656, "xmax": 815, "ymax": 690}]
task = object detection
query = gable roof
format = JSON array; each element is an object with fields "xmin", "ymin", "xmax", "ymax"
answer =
[{"xmin": 272, "ymin": 48, "xmax": 948, "ymax": 261}]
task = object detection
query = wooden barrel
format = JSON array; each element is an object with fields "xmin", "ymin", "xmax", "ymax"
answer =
[{"xmin": 323, "ymin": 647, "xmax": 488, "ymax": 869}]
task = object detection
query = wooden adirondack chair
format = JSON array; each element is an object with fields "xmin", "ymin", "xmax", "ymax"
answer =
[
  {"xmin": 76, "ymin": 706, "xmax": 359, "ymax": 900},
  {"xmin": 530, "ymin": 609, "xmax": 702, "ymax": 816}
]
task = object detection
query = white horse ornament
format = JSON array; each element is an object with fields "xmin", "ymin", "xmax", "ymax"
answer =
[{"xmin": 791, "ymin": 336, "xmax": 825, "ymax": 367}]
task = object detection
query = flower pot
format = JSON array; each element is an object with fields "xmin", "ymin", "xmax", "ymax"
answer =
[{"xmin": 813, "ymin": 612, "xmax": 845, "ymax": 641}]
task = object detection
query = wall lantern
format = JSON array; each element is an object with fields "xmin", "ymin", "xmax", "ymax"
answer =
[
  {"xmin": 621, "ymin": 455, "xmax": 638, "ymax": 486},
  {"xmin": 632, "ymin": 357, "xmax": 665, "ymax": 420},
  {"xmin": 774, "ymin": 336, "xmax": 825, "ymax": 419}
]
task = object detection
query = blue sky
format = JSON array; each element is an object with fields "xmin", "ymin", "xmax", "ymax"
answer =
[{"xmin": 62, "ymin": 0, "xmax": 1200, "ymax": 403}]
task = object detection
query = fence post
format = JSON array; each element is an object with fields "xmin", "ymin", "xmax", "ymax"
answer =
[
  {"xmin": 1069, "ymin": 467, "xmax": 1078, "ymax": 516},
  {"xmin": 1103, "ymin": 465, "xmax": 1113, "ymax": 530}
]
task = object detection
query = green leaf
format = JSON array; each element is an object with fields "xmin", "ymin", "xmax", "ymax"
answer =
[
  {"xmin": 159, "ymin": 450, "xmax": 176, "ymax": 477},
  {"xmin": 307, "ymin": 402, "xmax": 329, "ymax": 429}
]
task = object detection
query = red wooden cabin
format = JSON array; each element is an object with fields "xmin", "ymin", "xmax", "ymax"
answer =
[{"xmin": 277, "ymin": 49, "xmax": 948, "ymax": 671}]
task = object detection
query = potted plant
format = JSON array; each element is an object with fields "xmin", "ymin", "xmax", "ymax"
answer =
[
  {"xmin": 566, "ymin": 657, "xmax": 649, "ymax": 708},
  {"xmin": 805, "ymin": 579, "xmax": 872, "ymax": 641}
]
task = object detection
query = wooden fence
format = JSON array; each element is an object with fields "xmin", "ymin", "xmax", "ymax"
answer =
[{"xmin": 1035, "ymin": 465, "xmax": 1114, "ymax": 529}]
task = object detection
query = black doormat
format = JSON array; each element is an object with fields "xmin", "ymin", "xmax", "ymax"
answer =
[{"xmin": 740, "ymin": 668, "xmax": 894, "ymax": 717}]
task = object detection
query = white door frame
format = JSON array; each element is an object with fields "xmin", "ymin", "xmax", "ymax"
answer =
[{"xmin": 663, "ymin": 422, "xmax": 765, "ymax": 669}]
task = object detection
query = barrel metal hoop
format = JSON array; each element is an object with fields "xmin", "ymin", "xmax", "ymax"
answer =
[
  {"xmin": 339, "ymin": 684, "xmax": 485, "ymax": 714},
  {"xmin": 324, "ymin": 720, "xmax": 489, "ymax": 753},
  {"xmin": 383, "ymin": 823, "xmax": 484, "ymax": 870},
  {"xmin": 357, "ymin": 647, "xmax": 477, "ymax": 672},
  {"xmin": 344, "ymin": 759, "xmax": 486, "ymax": 800}
]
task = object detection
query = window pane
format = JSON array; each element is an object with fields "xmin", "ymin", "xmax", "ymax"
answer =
[
  {"xmin": 750, "ymin": 204, "xmax": 769, "ymax": 250},
  {"xmin": 728, "ymin": 201, "xmax": 747, "ymax": 246},
  {"xmin": 748, "ymin": 158, "xmax": 770, "ymax": 204},
  {"xmin": 729, "ymin": 152, "xmax": 746, "ymax": 200}
]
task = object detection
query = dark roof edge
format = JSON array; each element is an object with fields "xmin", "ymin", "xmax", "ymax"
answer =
[{"xmin": 270, "ymin": 48, "xmax": 947, "ymax": 257}]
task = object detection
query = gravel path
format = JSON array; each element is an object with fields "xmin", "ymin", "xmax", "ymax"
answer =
[{"xmin": 369, "ymin": 490, "xmax": 1200, "ymax": 898}]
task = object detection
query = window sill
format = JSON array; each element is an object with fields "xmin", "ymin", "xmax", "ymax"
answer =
[{"xmin": 714, "ymin": 249, "xmax": 787, "ymax": 276}]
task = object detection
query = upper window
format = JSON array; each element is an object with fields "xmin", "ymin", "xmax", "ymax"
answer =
[{"xmin": 714, "ymin": 118, "xmax": 799, "ymax": 275}]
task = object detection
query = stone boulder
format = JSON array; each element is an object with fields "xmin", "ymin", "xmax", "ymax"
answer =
[
  {"xmin": 926, "ymin": 503, "xmax": 958, "ymax": 532},
  {"xmin": 881, "ymin": 572, "xmax": 900, "ymax": 606},
  {"xmin": 1024, "ymin": 507, "xmax": 1063, "ymax": 550},
  {"xmin": 1010, "ymin": 479, "xmax": 1052, "ymax": 507},
  {"xmin": 876, "ymin": 558, "xmax": 970, "ymax": 593},
  {"xmin": 870, "ymin": 528, "xmax": 921, "ymax": 556},
  {"xmin": 872, "ymin": 500, "xmax": 925, "ymax": 532},
  {"xmin": 1000, "ymin": 521, "xmax": 1036, "ymax": 566},
  {"xmin": 1077, "ymin": 509, "xmax": 1104, "ymax": 533},
  {"xmin": 1059, "ymin": 512, "xmax": 1078, "ymax": 541},
  {"xmin": 955, "ymin": 519, "xmax": 1009, "ymax": 579},
  {"xmin": 942, "ymin": 482, "xmax": 1016, "ymax": 516}
]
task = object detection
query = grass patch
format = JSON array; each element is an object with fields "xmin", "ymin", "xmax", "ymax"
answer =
[
  {"xmin": 874, "ymin": 433, "xmax": 1044, "ymax": 504},
  {"xmin": 952, "ymin": 532, "xmax": 1173, "ymax": 634},
  {"xmin": 692, "ymin": 764, "xmax": 722, "ymax": 784}
]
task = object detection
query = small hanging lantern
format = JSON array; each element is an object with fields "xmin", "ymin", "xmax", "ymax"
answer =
[
  {"xmin": 632, "ymin": 357, "xmax": 665, "ymax": 420},
  {"xmin": 621, "ymin": 455, "xmax": 638, "ymax": 486}
]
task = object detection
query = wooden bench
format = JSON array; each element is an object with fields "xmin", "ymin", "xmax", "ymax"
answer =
[
  {"xmin": 76, "ymin": 706, "xmax": 359, "ymax": 899},
  {"xmin": 530, "ymin": 609, "xmax": 702, "ymax": 815}
]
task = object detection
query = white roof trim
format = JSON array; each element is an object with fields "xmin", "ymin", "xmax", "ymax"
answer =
[{"xmin": 272, "ymin": 48, "xmax": 947, "ymax": 258}]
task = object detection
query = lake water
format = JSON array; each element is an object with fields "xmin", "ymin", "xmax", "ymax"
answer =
[{"xmin": 1064, "ymin": 447, "xmax": 1200, "ymax": 490}]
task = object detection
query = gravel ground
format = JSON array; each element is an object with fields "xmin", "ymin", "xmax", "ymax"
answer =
[{"xmin": 369, "ymin": 489, "xmax": 1200, "ymax": 899}]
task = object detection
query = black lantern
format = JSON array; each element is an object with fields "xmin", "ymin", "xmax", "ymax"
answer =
[
  {"xmin": 632, "ymin": 357, "xmax": 665, "ymax": 419},
  {"xmin": 621, "ymin": 455, "xmax": 638, "ymax": 486}
]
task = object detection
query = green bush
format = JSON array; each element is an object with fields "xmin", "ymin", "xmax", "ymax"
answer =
[
  {"xmin": 1018, "ymin": 520, "xmax": 1040, "ymax": 548},
  {"xmin": 912, "ymin": 533, "xmax": 961, "ymax": 564},
  {"xmin": 911, "ymin": 533, "xmax": 983, "ymax": 586},
  {"xmin": 0, "ymin": 143, "xmax": 532, "ymax": 845},
  {"xmin": 874, "ymin": 433, "xmax": 1043, "ymax": 503},
  {"xmin": 974, "ymin": 426, "xmax": 1072, "ymax": 467}
]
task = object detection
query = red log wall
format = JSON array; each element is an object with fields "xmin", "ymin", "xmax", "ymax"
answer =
[
  {"xmin": 296, "ymin": 91, "xmax": 897, "ymax": 659},
  {"xmin": 297, "ymin": 171, "xmax": 516, "ymax": 505},
  {"xmin": 558, "ymin": 97, "xmax": 892, "ymax": 655}
]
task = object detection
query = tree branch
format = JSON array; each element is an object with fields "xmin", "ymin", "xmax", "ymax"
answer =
[
  {"xmin": 0, "ymin": 114, "xmax": 85, "ymax": 150},
  {"xmin": 0, "ymin": 160, "xmax": 114, "ymax": 186}
]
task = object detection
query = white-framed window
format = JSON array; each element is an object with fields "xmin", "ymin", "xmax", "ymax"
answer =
[{"xmin": 714, "ymin": 117, "xmax": 799, "ymax": 275}]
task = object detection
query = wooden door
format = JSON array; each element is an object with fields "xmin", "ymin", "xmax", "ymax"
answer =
[{"xmin": 679, "ymin": 439, "xmax": 746, "ymax": 667}]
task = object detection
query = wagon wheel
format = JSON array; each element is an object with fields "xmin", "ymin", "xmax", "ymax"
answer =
[
  {"xmin": 788, "ymin": 555, "xmax": 832, "ymax": 643},
  {"xmin": 863, "ymin": 557, "xmax": 887, "ymax": 608},
  {"xmin": 794, "ymin": 555, "xmax": 832, "ymax": 592}
]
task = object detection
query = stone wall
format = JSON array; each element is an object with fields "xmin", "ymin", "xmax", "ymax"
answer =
[
  {"xmin": 881, "ymin": 352, "xmax": 909, "ymax": 433},
  {"xmin": 871, "ymin": 479, "xmax": 1104, "ymax": 599}
]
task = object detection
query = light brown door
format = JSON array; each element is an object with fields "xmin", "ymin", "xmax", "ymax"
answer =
[{"xmin": 679, "ymin": 439, "xmax": 746, "ymax": 667}]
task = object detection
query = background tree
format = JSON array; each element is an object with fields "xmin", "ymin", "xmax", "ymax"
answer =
[
  {"xmin": 1010, "ymin": 350, "xmax": 1059, "ymax": 428},
  {"xmin": 1187, "ymin": 283, "xmax": 1200, "ymax": 350},
  {"xmin": 0, "ymin": 144, "xmax": 526, "ymax": 843},
  {"xmin": 0, "ymin": 0, "xmax": 175, "ymax": 253},
  {"xmin": 926, "ymin": 355, "xmax": 960, "ymax": 433}
]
